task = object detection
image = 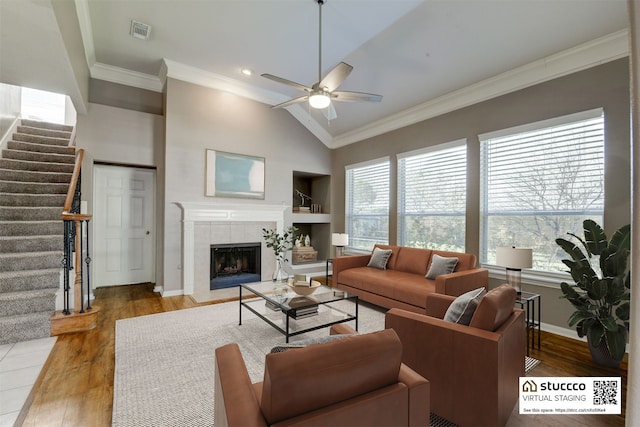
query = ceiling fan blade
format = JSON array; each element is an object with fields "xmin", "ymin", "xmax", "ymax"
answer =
[
  {"xmin": 332, "ymin": 90, "xmax": 383, "ymax": 103},
  {"xmin": 318, "ymin": 62, "xmax": 353, "ymax": 92},
  {"xmin": 271, "ymin": 95, "xmax": 309, "ymax": 109},
  {"xmin": 321, "ymin": 101, "xmax": 337, "ymax": 121},
  {"xmin": 261, "ymin": 73, "xmax": 312, "ymax": 93}
]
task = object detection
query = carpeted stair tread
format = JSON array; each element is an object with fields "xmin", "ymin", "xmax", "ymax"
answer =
[
  {"xmin": 0, "ymin": 269, "xmax": 61, "ymax": 293},
  {"xmin": 0, "ymin": 192, "xmax": 66, "ymax": 207},
  {"xmin": 0, "ymin": 180, "xmax": 69, "ymax": 194},
  {"xmin": 7, "ymin": 140, "xmax": 74, "ymax": 156},
  {"xmin": 0, "ymin": 158, "xmax": 74, "ymax": 173},
  {"xmin": 0, "ymin": 311, "xmax": 52, "ymax": 345},
  {"xmin": 0, "ymin": 235, "xmax": 63, "ymax": 253},
  {"xmin": 21, "ymin": 119, "xmax": 73, "ymax": 132},
  {"xmin": 0, "ymin": 206, "xmax": 61, "ymax": 221},
  {"xmin": 0, "ymin": 251, "xmax": 63, "ymax": 272},
  {"xmin": 1, "ymin": 148, "xmax": 75, "ymax": 164},
  {"xmin": 0, "ymin": 168, "xmax": 72, "ymax": 183},
  {"xmin": 16, "ymin": 125, "xmax": 72, "ymax": 139},
  {"xmin": 13, "ymin": 132, "xmax": 71, "ymax": 147},
  {"xmin": 0, "ymin": 288, "xmax": 58, "ymax": 317},
  {"xmin": 0, "ymin": 220, "xmax": 63, "ymax": 236}
]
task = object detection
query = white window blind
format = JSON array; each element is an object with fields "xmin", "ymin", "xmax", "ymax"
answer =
[
  {"xmin": 398, "ymin": 140, "xmax": 467, "ymax": 251},
  {"xmin": 480, "ymin": 108, "xmax": 605, "ymax": 272},
  {"xmin": 345, "ymin": 158, "xmax": 390, "ymax": 250}
]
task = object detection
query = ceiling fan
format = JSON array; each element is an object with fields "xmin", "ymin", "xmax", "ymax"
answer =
[{"xmin": 261, "ymin": 0, "xmax": 382, "ymax": 120}]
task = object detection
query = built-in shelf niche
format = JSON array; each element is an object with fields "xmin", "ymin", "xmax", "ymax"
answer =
[
  {"xmin": 292, "ymin": 171, "xmax": 330, "ymax": 214},
  {"xmin": 292, "ymin": 222, "xmax": 330, "ymax": 265},
  {"xmin": 291, "ymin": 170, "xmax": 331, "ymax": 266}
]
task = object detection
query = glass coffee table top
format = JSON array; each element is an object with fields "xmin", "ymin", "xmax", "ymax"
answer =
[{"xmin": 239, "ymin": 281, "xmax": 358, "ymax": 343}]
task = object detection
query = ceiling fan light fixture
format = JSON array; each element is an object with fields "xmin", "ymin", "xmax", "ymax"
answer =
[{"xmin": 309, "ymin": 92, "xmax": 331, "ymax": 109}]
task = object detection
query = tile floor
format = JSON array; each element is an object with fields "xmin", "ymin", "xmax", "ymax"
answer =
[{"xmin": 0, "ymin": 337, "xmax": 57, "ymax": 427}]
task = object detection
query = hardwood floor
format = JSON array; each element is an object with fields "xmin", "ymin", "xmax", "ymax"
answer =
[{"xmin": 17, "ymin": 283, "xmax": 628, "ymax": 426}]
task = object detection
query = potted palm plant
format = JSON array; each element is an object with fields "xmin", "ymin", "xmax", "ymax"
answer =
[
  {"xmin": 555, "ymin": 219, "xmax": 630, "ymax": 367},
  {"xmin": 262, "ymin": 226, "xmax": 299, "ymax": 282}
]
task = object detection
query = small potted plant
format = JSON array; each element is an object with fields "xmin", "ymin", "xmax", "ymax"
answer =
[
  {"xmin": 555, "ymin": 219, "xmax": 630, "ymax": 367},
  {"xmin": 262, "ymin": 226, "xmax": 299, "ymax": 282}
]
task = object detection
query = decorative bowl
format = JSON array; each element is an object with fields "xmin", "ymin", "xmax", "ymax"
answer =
[{"xmin": 287, "ymin": 279, "xmax": 321, "ymax": 296}]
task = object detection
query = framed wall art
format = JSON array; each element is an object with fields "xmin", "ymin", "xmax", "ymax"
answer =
[{"xmin": 205, "ymin": 150, "xmax": 265, "ymax": 199}]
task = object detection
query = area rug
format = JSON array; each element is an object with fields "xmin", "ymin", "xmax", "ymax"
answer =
[{"xmin": 112, "ymin": 300, "xmax": 539, "ymax": 427}]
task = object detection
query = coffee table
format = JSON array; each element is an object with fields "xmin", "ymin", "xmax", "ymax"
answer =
[{"xmin": 239, "ymin": 281, "xmax": 358, "ymax": 343}]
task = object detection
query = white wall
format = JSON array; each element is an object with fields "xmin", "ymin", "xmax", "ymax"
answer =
[
  {"xmin": 0, "ymin": 82, "xmax": 21, "ymax": 148},
  {"xmin": 163, "ymin": 78, "xmax": 331, "ymax": 293}
]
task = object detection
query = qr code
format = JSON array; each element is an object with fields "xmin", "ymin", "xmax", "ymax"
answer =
[{"xmin": 593, "ymin": 380, "xmax": 618, "ymax": 405}]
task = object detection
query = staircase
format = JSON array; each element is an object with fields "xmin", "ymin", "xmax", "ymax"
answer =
[{"xmin": 0, "ymin": 119, "xmax": 74, "ymax": 345}]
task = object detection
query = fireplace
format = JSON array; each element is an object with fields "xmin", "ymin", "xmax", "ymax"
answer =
[{"xmin": 210, "ymin": 242, "xmax": 261, "ymax": 290}]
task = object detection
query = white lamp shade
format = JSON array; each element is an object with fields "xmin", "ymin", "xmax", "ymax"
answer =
[
  {"xmin": 332, "ymin": 233, "xmax": 349, "ymax": 246},
  {"xmin": 495, "ymin": 247, "xmax": 533, "ymax": 269}
]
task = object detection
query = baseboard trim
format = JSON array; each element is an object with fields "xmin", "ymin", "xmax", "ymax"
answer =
[{"xmin": 161, "ymin": 289, "xmax": 183, "ymax": 297}]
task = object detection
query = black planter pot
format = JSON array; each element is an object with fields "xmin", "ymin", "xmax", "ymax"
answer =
[{"xmin": 588, "ymin": 337, "xmax": 623, "ymax": 368}]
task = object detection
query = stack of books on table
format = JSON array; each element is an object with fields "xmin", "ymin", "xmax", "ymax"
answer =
[
  {"xmin": 290, "ymin": 305, "xmax": 318, "ymax": 319},
  {"xmin": 293, "ymin": 206, "xmax": 311, "ymax": 213},
  {"xmin": 288, "ymin": 296, "xmax": 319, "ymax": 319}
]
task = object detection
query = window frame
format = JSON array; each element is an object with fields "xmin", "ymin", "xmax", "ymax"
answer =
[
  {"xmin": 345, "ymin": 157, "xmax": 391, "ymax": 252},
  {"xmin": 397, "ymin": 139, "xmax": 467, "ymax": 251},
  {"xmin": 478, "ymin": 108, "xmax": 605, "ymax": 282}
]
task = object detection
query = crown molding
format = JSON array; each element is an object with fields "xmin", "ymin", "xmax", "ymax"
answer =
[
  {"xmin": 90, "ymin": 62, "xmax": 164, "ymax": 92},
  {"xmin": 331, "ymin": 29, "xmax": 629, "ymax": 148}
]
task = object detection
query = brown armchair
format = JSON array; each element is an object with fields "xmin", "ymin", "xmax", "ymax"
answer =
[
  {"xmin": 385, "ymin": 284, "xmax": 525, "ymax": 427},
  {"xmin": 214, "ymin": 328, "xmax": 430, "ymax": 427}
]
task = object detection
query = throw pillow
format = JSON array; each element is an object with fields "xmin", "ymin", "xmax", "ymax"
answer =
[
  {"xmin": 443, "ymin": 287, "xmax": 487, "ymax": 325},
  {"xmin": 425, "ymin": 254, "xmax": 459, "ymax": 279},
  {"xmin": 270, "ymin": 334, "xmax": 356, "ymax": 353},
  {"xmin": 367, "ymin": 248, "xmax": 393, "ymax": 270}
]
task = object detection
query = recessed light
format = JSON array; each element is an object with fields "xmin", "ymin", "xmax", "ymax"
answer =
[{"xmin": 240, "ymin": 67, "xmax": 254, "ymax": 76}]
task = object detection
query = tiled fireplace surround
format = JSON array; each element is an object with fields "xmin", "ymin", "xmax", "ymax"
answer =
[{"xmin": 178, "ymin": 202, "xmax": 286, "ymax": 296}]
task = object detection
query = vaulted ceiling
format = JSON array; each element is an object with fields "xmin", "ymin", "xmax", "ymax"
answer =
[{"xmin": 0, "ymin": 0, "xmax": 630, "ymax": 147}]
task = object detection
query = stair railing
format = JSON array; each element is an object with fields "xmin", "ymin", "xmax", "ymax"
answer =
[{"xmin": 61, "ymin": 148, "xmax": 93, "ymax": 314}]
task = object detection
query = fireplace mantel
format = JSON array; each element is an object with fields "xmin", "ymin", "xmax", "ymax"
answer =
[{"xmin": 177, "ymin": 202, "xmax": 287, "ymax": 295}]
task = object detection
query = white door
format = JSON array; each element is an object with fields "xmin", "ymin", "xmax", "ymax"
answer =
[{"xmin": 93, "ymin": 165, "xmax": 156, "ymax": 287}]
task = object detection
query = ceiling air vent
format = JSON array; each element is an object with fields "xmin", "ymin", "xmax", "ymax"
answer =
[{"xmin": 130, "ymin": 20, "xmax": 151, "ymax": 40}]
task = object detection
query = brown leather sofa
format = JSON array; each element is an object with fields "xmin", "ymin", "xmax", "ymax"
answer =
[
  {"xmin": 332, "ymin": 244, "xmax": 489, "ymax": 313},
  {"xmin": 214, "ymin": 328, "xmax": 430, "ymax": 427},
  {"xmin": 384, "ymin": 284, "xmax": 525, "ymax": 427}
]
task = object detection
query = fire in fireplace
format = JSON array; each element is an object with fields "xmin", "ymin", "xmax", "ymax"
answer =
[{"xmin": 210, "ymin": 243, "xmax": 261, "ymax": 290}]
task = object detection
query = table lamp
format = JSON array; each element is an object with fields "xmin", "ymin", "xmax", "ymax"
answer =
[
  {"xmin": 495, "ymin": 246, "xmax": 533, "ymax": 294},
  {"xmin": 332, "ymin": 233, "xmax": 349, "ymax": 257}
]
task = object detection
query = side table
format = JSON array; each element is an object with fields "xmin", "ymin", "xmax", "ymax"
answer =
[
  {"xmin": 515, "ymin": 291, "xmax": 541, "ymax": 356},
  {"xmin": 325, "ymin": 258, "xmax": 333, "ymax": 286}
]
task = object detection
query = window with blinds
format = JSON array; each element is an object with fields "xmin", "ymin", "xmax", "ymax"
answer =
[
  {"xmin": 479, "ymin": 108, "xmax": 605, "ymax": 272},
  {"xmin": 345, "ymin": 158, "xmax": 390, "ymax": 250},
  {"xmin": 398, "ymin": 140, "xmax": 467, "ymax": 251}
]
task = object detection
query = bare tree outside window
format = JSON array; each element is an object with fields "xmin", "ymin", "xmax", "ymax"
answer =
[{"xmin": 481, "ymin": 110, "xmax": 604, "ymax": 272}]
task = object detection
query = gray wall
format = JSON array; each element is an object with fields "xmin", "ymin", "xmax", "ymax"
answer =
[
  {"xmin": 331, "ymin": 58, "xmax": 631, "ymax": 331},
  {"xmin": 162, "ymin": 78, "xmax": 330, "ymax": 293},
  {"xmin": 75, "ymin": 102, "xmax": 165, "ymax": 287}
]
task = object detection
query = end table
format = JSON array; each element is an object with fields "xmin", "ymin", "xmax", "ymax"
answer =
[{"xmin": 515, "ymin": 291, "xmax": 541, "ymax": 356}]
